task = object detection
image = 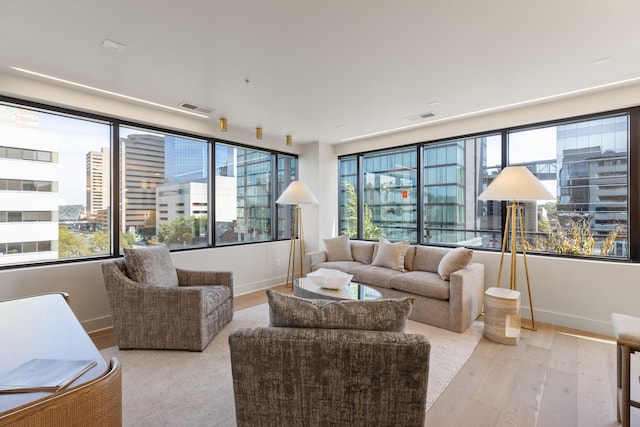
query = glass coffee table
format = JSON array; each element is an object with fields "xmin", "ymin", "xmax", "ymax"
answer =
[{"xmin": 293, "ymin": 277, "xmax": 381, "ymax": 301}]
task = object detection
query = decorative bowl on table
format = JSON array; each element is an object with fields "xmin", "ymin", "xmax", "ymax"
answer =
[{"xmin": 306, "ymin": 268, "xmax": 353, "ymax": 289}]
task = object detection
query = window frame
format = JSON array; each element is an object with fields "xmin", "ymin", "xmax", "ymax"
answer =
[
  {"xmin": 0, "ymin": 95, "xmax": 298, "ymax": 270},
  {"xmin": 339, "ymin": 107, "xmax": 639, "ymax": 262}
]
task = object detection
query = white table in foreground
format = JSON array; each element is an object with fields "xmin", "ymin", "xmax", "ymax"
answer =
[
  {"xmin": 294, "ymin": 277, "xmax": 381, "ymax": 301},
  {"xmin": 484, "ymin": 287, "xmax": 521, "ymax": 345}
]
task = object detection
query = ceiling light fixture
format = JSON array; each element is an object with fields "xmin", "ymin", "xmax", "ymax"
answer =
[
  {"xmin": 9, "ymin": 66, "xmax": 209, "ymax": 118},
  {"xmin": 219, "ymin": 118, "xmax": 228, "ymax": 132},
  {"xmin": 341, "ymin": 75, "xmax": 640, "ymax": 143},
  {"xmin": 256, "ymin": 127, "xmax": 263, "ymax": 140},
  {"xmin": 101, "ymin": 39, "xmax": 126, "ymax": 53},
  {"xmin": 286, "ymin": 135, "xmax": 292, "ymax": 146}
]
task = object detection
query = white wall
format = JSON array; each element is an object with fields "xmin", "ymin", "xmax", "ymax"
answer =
[
  {"xmin": 0, "ymin": 72, "xmax": 299, "ymax": 332},
  {"xmin": 329, "ymin": 80, "xmax": 640, "ymax": 337},
  {"xmin": 0, "ymin": 241, "xmax": 293, "ymax": 333},
  {"xmin": 2, "ymin": 72, "xmax": 640, "ymax": 337}
]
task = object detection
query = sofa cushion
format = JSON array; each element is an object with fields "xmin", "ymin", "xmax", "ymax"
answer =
[
  {"xmin": 350, "ymin": 240, "xmax": 376, "ymax": 264},
  {"xmin": 412, "ymin": 246, "xmax": 451, "ymax": 273},
  {"xmin": 266, "ymin": 290, "xmax": 413, "ymax": 332},
  {"xmin": 124, "ymin": 244, "xmax": 179, "ymax": 288},
  {"xmin": 351, "ymin": 265, "xmax": 404, "ymax": 289},
  {"xmin": 390, "ymin": 271, "xmax": 450, "ymax": 300},
  {"xmin": 323, "ymin": 234, "xmax": 353, "ymax": 262},
  {"xmin": 312, "ymin": 261, "xmax": 364, "ymax": 275},
  {"xmin": 438, "ymin": 247, "xmax": 473, "ymax": 280},
  {"xmin": 371, "ymin": 237, "xmax": 410, "ymax": 271}
]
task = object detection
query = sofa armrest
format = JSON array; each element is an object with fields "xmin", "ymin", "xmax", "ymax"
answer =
[
  {"xmin": 304, "ymin": 250, "xmax": 327, "ymax": 275},
  {"xmin": 448, "ymin": 263, "xmax": 485, "ymax": 333},
  {"xmin": 229, "ymin": 327, "xmax": 430, "ymax": 427}
]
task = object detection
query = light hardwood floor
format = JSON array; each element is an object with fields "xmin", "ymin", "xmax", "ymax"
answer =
[{"xmin": 94, "ymin": 285, "xmax": 631, "ymax": 427}]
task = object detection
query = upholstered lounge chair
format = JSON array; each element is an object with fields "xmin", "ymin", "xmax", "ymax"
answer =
[
  {"xmin": 229, "ymin": 291, "xmax": 430, "ymax": 427},
  {"xmin": 101, "ymin": 244, "xmax": 233, "ymax": 351}
]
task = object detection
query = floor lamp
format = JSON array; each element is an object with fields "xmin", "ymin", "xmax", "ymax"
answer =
[
  {"xmin": 276, "ymin": 181, "xmax": 318, "ymax": 288},
  {"xmin": 478, "ymin": 166, "xmax": 554, "ymax": 331}
]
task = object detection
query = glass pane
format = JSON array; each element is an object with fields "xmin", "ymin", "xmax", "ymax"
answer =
[
  {"xmin": 425, "ymin": 134, "xmax": 501, "ymax": 247},
  {"xmin": 276, "ymin": 155, "xmax": 297, "ymax": 240},
  {"xmin": 120, "ymin": 129, "xmax": 209, "ymax": 251},
  {"xmin": 507, "ymin": 115, "xmax": 628, "ymax": 258},
  {"xmin": 339, "ymin": 157, "xmax": 358, "ymax": 237},
  {"xmin": 0, "ymin": 104, "xmax": 111, "ymax": 265},
  {"xmin": 215, "ymin": 143, "xmax": 272, "ymax": 244},
  {"xmin": 363, "ymin": 147, "xmax": 417, "ymax": 241}
]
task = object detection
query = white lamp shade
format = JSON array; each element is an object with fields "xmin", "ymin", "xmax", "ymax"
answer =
[
  {"xmin": 276, "ymin": 181, "xmax": 319, "ymax": 205},
  {"xmin": 478, "ymin": 166, "xmax": 554, "ymax": 201}
]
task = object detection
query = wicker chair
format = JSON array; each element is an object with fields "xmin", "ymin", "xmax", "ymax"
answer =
[
  {"xmin": 0, "ymin": 357, "xmax": 122, "ymax": 427},
  {"xmin": 101, "ymin": 246, "xmax": 233, "ymax": 351}
]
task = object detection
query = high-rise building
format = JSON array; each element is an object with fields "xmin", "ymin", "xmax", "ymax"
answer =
[
  {"xmin": 0, "ymin": 107, "xmax": 59, "ymax": 264},
  {"xmin": 86, "ymin": 147, "xmax": 110, "ymax": 214},
  {"xmin": 120, "ymin": 134, "xmax": 165, "ymax": 234}
]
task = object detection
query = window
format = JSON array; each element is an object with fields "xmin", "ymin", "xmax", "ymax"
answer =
[
  {"xmin": 362, "ymin": 147, "xmax": 417, "ymax": 241},
  {"xmin": 276, "ymin": 154, "xmax": 298, "ymax": 240},
  {"xmin": 1, "ymin": 97, "xmax": 299, "ymax": 269},
  {"xmin": 504, "ymin": 115, "xmax": 628, "ymax": 258},
  {"xmin": 341, "ymin": 112, "xmax": 630, "ymax": 260},
  {"xmin": 0, "ymin": 104, "xmax": 111, "ymax": 265},
  {"xmin": 120, "ymin": 128, "xmax": 209, "ymax": 250},
  {"xmin": 215, "ymin": 144, "xmax": 272, "ymax": 244},
  {"xmin": 425, "ymin": 134, "xmax": 501, "ymax": 246}
]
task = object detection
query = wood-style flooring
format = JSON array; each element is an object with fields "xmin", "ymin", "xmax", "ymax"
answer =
[{"xmin": 92, "ymin": 285, "xmax": 631, "ymax": 427}]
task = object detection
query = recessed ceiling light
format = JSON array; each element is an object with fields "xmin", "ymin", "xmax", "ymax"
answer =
[
  {"xmin": 590, "ymin": 57, "xmax": 612, "ymax": 66},
  {"xmin": 101, "ymin": 39, "xmax": 126, "ymax": 53}
]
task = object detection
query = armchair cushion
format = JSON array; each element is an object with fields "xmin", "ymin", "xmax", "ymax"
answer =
[
  {"xmin": 123, "ymin": 244, "xmax": 178, "ymax": 288},
  {"xmin": 266, "ymin": 290, "xmax": 413, "ymax": 332}
]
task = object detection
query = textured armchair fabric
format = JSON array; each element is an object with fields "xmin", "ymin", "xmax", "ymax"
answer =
[
  {"xmin": 229, "ymin": 327, "xmax": 430, "ymax": 427},
  {"xmin": 101, "ymin": 258, "xmax": 233, "ymax": 351}
]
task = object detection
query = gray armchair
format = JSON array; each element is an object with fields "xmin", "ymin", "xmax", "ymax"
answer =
[
  {"xmin": 100, "ymin": 245, "xmax": 233, "ymax": 351},
  {"xmin": 229, "ymin": 326, "xmax": 430, "ymax": 427}
]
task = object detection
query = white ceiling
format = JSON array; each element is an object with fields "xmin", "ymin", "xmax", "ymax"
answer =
[{"xmin": 2, "ymin": 1, "xmax": 640, "ymax": 144}]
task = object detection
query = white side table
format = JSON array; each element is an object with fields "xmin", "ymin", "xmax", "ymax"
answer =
[{"xmin": 484, "ymin": 287, "xmax": 521, "ymax": 345}]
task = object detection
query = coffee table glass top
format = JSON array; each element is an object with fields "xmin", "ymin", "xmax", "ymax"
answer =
[{"xmin": 294, "ymin": 277, "xmax": 381, "ymax": 301}]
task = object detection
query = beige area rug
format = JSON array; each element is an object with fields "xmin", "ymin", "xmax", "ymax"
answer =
[{"xmin": 101, "ymin": 304, "xmax": 483, "ymax": 426}]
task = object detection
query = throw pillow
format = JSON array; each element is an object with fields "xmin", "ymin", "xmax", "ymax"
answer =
[
  {"xmin": 437, "ymin": 247, "xmax": 473, "ymax": 280},
  {"xmin": 266, "ymin": 290, "xmax": 414, "ymax": 332},
  {"xmin": 323, "ymin": 234, "xmax": 353, "ymax": 262},
  {"xmin": 371, "ymin": 237, "xmax": 410, "ymax": 271},
  {"xmin": 124, "ymin": 244, "xmax": 179, "ymax": 288}
]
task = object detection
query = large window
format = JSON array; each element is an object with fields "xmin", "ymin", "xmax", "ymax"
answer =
[
  {"xmin": 120, "ymin": 127, "xmax": 209, "ymax": 250},
  {"xmin": 0, "ymin": 97, "xmax": 298, "ymax": 268},
  {"xmin": 503, "ymin": 115, "xmax": 628, "ymax": 257},
  {"xmin": 215, "ymin": 144, "xmax": 271, "ymax": 244},
  {"xmin": 361, "ymin": 148, "xmax": 417, "ymax": 241},
  {"xmin": 0, "ymin": 105, "xmax": 111, "ymax": 265},
  {"xmin": 340, "ymin": 111, "xmax": 631, "ymax": 260}
]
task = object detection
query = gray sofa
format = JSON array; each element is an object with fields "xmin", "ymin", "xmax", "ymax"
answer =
[{"xmin": 305, "ymin": 238, "xmax": 485, "ymax": 333}]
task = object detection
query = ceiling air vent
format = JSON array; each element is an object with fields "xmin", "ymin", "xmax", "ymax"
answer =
[
  {"xmin": 405, "ymin": 112, "xmax": 435, "ymax": 121},
  {"xmin": 179, "ymin": 102, "xmax": 213, "ymax": 115}
]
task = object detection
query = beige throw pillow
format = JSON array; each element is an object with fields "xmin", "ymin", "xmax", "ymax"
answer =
[
  {"xmin": 437, "ymin": 247, "xmax": 473, "ymax": 280},
  {"xmin": 266, "ymin": 290, "xmax": 414, "ymax": 332},
  {"xmin": 323, "ymin": 234, "xmax": 353, "ymax": 262},
  {"xmin": 371, "ymin": 237, "xmax": 410, "ymax": 271}
]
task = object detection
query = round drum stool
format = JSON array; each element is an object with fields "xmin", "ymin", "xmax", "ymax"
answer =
[{"xmin": 484, "ymin": 287, "xmax": 521, "ymax": 345}]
